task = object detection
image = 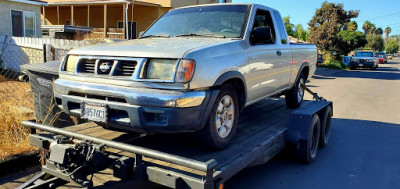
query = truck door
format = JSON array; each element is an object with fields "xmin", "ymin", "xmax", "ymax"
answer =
[
  {"xmin": 272, "ymin": 10, "xmax": 292, "ymax": 90},
  {"xmin": 246, "ymin": 8, "xmax": 290, "ymax": 102}
]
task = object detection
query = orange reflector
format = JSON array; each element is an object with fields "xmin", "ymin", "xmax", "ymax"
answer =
[
  {"xmin": 218, "ymin": 183, "xmax": 224, "ymax": 189},
  {"xmin": 185, "ymin": 60, "xmax": 195, "ymax": 81}
]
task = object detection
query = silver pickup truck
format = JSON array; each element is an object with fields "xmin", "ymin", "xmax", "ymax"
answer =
[{"xmin": 54, "ymin": 4, "xmax": 317, "ymax": 148}]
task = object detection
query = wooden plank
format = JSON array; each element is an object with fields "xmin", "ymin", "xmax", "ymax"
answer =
[
  {"xmin": 122, "ymin": 3, "xmax": 126, "ymax": 39},
  {"xmin": 87, "ymin": 5, "xmax": 90, "ymax": 27},
  {"xmin": 57, "ymin": 6, "xmax": 59, "ymax": 25},
  {"xmin": 70, "ymin": 5, "xmax": 74, "ymax": 26},
  {"xmin": 63, "ymin": 122, "xmax": 98, "ymax": 132}
]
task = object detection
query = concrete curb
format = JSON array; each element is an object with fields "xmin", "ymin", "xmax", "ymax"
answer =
[{"xmin": 0, "ymin": 150, "xmax": 40, "ymax": 177}]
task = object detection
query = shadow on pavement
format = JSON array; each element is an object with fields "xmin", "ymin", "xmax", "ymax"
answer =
[
  {"xmin": 225, "ymin": 118, "xmax": 400, "ymax": 189},
  {"xmin": 315, "ymin": 67, "xmax": 400, "ymax": 80}
]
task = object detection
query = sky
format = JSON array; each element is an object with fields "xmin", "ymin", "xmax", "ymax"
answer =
[{"xmin": 232, "ymin": 0, "xmax": 400, "ymax": 36}]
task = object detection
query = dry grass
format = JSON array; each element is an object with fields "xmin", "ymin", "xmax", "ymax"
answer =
[{"xmin": 0, "ymin": 79, "xmax": 36, "ymax": 160}]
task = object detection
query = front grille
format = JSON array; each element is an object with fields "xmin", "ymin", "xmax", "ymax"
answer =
[
  {"xmin": 78, "ymin": 59, "xmax": 96, "ymax": 73},
  {"xmin": 76, "ymin": 57, "xmax": 140, "ymax": 77},
  {"xmin": 114, "ymin": 60, "xmax": 137, "ymax": 76}
]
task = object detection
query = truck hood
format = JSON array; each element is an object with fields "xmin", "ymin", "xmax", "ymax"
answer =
[{"xmin": 68, "ymin": 38, "xmax": 233, "ymax": 58}]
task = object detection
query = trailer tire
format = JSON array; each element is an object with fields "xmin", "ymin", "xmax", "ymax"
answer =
[
  {"xmin": 285, "ymin": 72, "xmax": 306, "ymax": 109},
  {"xmin": 196, "ymin": 84, "xmax": 239, "ymax": 149},
  {"xmin": 319, "ymin": 106, "xmax": 332, "ymax": 148},
  {"xmin": 296, "ymin": 114, "xmax": 320, "ymax": 163}
]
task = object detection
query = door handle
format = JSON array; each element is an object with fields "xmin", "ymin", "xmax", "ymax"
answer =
[{"xmin": 277, "ymin": 51, "xmax": 282, "ymax": 56}]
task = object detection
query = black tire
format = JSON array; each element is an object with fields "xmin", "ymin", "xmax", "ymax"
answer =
[
  {"xmin": 196, "ymin": 84, "xmax": 239, "ymax": 149},
  {"xmin": 285, "ymin": 72, "xmax": 306, "ymax": 108},
  {"xmin": 319, "ymin": 106, "xmax": 332, "ymax": 148},
  {"xmin": 296, "ymin": 114, "xmax": 321, "ymax": 163}
]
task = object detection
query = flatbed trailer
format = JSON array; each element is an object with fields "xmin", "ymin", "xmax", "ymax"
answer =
[{"xmin": 19, "ymin": 95, "xmax": 332, "ymax": 189}]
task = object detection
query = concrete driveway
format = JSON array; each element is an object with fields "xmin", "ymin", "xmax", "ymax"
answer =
[{"xmin": 225, "ymin": 57, "xmax": 400, "ymax": 189}]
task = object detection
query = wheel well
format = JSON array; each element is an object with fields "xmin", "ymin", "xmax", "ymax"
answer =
[
  {"xmin": 223, "ymin": 78, "xmax": 246, "ymax": 111},
  {"xmin": 302, "ymin": 66, "xmax": 310, "ymax": 79}
]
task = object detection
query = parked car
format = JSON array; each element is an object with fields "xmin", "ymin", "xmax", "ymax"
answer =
[
  {"xmin": 378, "ymin": 55, "xmax": 385, "ymax": 64},
  {"xmin": 54, "ymin": 4, "xmax": 317, "ymax": 149},
  {"xmin": 387, "ymin": 54, "xmax": 393, "ymax": 59},
  {"xmin": 375, "ymin": 51, "xmax": 387, "ymax": 63},
  {"xmin": 350, "ymin": 51, "xmax": 378, "ymax": 70}
]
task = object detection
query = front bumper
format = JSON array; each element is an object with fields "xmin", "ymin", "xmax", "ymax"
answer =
[
  {"xmin": 54, "ymin": 79, "xmax": 216, "ymax": 133},
  {"xmin": 350, "ymin": 61, "xmax": 374, "ymax": 68}
]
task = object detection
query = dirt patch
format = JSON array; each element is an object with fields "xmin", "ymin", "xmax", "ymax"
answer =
[{"xmin": 0, "ymin": 80, "xmax": 36, "ymax": 160}]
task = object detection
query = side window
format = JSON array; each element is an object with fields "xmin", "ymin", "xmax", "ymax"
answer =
[
  {"xmin": 273, "ymin": 11, "xmax": 288, "ymax": 44},
  {"xmin": 251, "ymin": 9, "xmax": 276, "ymax": 45}
]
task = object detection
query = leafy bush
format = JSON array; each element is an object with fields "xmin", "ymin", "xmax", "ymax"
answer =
[{"xmin": 318, "ymin": 54, "xmax": 347, "ymax": 69}]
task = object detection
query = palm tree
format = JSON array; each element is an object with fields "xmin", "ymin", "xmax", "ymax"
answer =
[
  {"xmin": 363, "ymin": 21, "xmax": 375, "ymax": 35},
  {"xmin": 385, "ymin": 27, "xmax": 392, "ymax": 46},
  {"xmin": 375, "ymin": 28, "xmax": 383, "ymax": 35}
]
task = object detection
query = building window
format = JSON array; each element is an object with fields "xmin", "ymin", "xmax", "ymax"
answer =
[
  {"xmin": 11, "ymin": 10, "xmax": 36, "ymax": 37},
  {"xmin": 219, "ymin": 0, "xmax": 227, "ymax": 3}
]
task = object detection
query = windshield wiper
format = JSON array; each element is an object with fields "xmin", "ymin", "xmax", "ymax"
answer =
[
  {"xmin": 175, "ymin": 33, "xmax": 226, "ymax": 38},
  {"xmin": 140, "ymin": 34, "xmax": 171, "ymax": 39}
]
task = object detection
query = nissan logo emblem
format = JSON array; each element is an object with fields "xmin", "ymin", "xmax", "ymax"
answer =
[{"xmin": 99, "ymin": 62, "xmax": 111, "ymax": 73}]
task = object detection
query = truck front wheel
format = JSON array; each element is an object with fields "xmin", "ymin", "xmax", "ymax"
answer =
[
  {"xmin": 196, "ymin": 84, "xmax": 239, "ymax": 149},
  {"xmin": 285, "ymin": 72, "xmax": 306, "ymax": 108}
]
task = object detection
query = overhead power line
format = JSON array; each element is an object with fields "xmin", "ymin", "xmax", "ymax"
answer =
[{"xmin": 357, "ymin": 11, "xmax": 400, "ymax": 22}]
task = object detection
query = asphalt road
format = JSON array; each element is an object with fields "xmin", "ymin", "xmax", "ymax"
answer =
[
  {"xmin": 225, "ymin": 57, "xmax": 400, "ymax": 189},
  {"xmin": 1, "ymin": 58, "xmax": 400, "ymax": 189}
]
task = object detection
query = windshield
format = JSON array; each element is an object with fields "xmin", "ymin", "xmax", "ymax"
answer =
[
  {"xmin": 376, "ymin": 52, "xmax": 385, "ymax": 56},
  {"xmin": 142, "ymin": 5, "xmax": 249, "ymax": 38},
  {"xmin": 355, "ymin": 52, "xmax": 374, "ymax": 57}
]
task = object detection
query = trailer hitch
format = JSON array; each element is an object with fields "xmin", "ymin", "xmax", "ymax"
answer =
[
  {"xmin": 20, "ymin": 136, "xmax": 118, "ymax": 189},
  {"xmin": 301, "ymin": 84, "xmax": 326, "ymax": 101}
]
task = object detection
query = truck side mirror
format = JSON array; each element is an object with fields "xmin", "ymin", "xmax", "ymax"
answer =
[{"xmin": 251, "ymin": 26, "xmax": 274, "ymax": 45}]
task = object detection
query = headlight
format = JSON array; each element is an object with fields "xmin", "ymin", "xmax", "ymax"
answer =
[
  {"xmin": 352, "ymin": 59, "xmax": 359, "ymax": 63},
  {"xmin": 175, "ymin": 59, "xmax": 195, "ymax": 83},
  {"xmin": 367, "ymin": 59, "xmax": 374, "ymax": 62},
  {"xmin": 63, "ymin": 55, "xmax": 79, "ymax": 73},
  {"xmin": 143, "ymin": 59, "xmax": 177, "ymax": 80}
]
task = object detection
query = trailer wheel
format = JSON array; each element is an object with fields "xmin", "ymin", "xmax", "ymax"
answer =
[
  {"xmin": 285, "ymin": 72, "xmax": 306, "ymax": 108},
  {"xmin": 319, "ymin": 106, "xmax": 332, "ymax": 148},
  {"xmin": 296, "ymin": 114, "xmax": 320, "ymax": 163},
  {"xmin": 196, "ymin": 84, "xmax": 239, "ymax": 149}
]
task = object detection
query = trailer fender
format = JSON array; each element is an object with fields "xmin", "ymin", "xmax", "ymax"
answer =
[{"xmin": 285, "ymin": 101, "xmax": 333, "ymax": 144}]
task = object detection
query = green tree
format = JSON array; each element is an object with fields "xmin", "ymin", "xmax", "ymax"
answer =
[
  {"xmin": 295, "ymin": 24, "xmax": 310, "ymax": 41},
  {"xmin": 365, "ymin": 34, "xmax": 385, "ymax": 51},
  {"xmin": 386, "ymin": 39, "xmax": 399, "ymax": 54},
  {"xmin": 337, "ymin": 30, "xmax": 368, "ymax": 55},
  {"xmin": 345, "ymin": 20, "xmax": 358, "ymax": 31},
  {"xmin": 362, "ymin": 21, "xmax": 375, "ymax": 35},
  {"xmin": 283, "ymin": 16, "xmax": 296, "ymax": 37},
  {"xmin": 308, "ymin": 1, "xmax": 359, "ymax": 58}
]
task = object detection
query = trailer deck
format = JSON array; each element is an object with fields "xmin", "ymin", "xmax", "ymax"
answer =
[{"xmin": 20, "ymin": 97, "xmax": 332, "ymax": 189}]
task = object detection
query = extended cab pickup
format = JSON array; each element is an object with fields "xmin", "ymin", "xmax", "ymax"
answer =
[{"xmin": 55, "ymin": 4, "xmax": 317, "ymax": 148}]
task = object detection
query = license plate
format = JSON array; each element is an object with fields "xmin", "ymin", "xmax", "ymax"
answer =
[
  {"xmin": 359, "ymin": 64, "xmax": 363, "ymax": 66},
  {"xmin": 81, "ymin": 103, "xmax": 107, "ymax": 122}
]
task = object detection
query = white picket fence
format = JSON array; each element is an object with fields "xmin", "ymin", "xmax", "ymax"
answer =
[
  {"xmin": 0, "ymin": 36, "xmax": 93, "ymax": 50},
  {"xmin": 0, "ymin": 36, "xmax": 113, "ymax": 71}
]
